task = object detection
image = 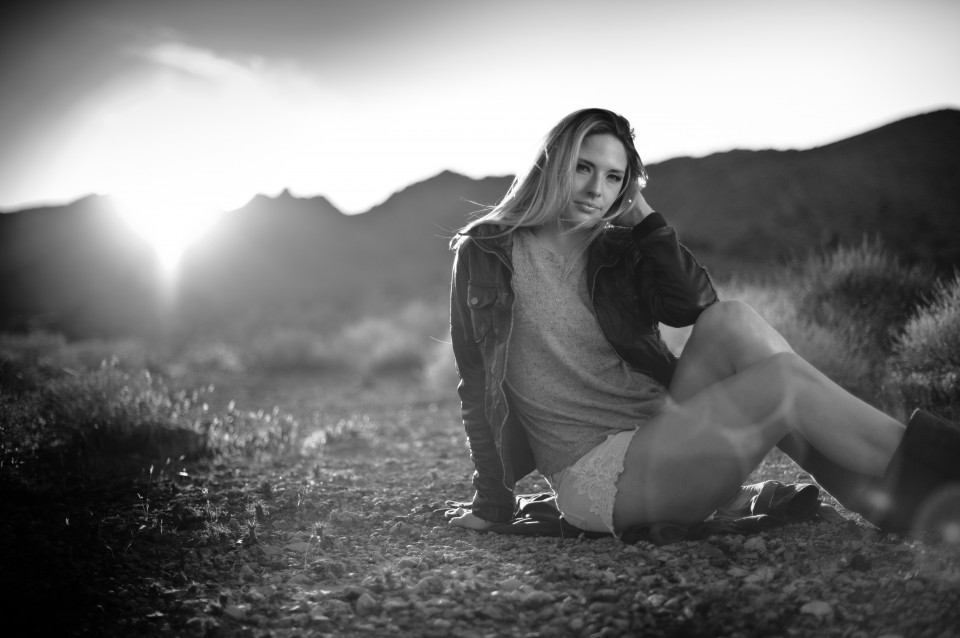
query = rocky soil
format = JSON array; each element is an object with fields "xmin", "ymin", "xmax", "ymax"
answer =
[{"xmin": 2, "ymin": 373, "xmax": 959, "ymax": 637}]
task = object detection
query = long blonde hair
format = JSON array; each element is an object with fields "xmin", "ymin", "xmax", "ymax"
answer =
[{"xmin": 455, "ymin": 108, "xmax": 649, "ymax": 251}]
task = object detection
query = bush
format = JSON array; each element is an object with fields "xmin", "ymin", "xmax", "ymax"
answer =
[
  {"xmin": 0, "ymin": 347, "xmax": 307, "ymax": 489},
  {"xmin": 792, "ymin": 239, "xmax": 938, "ymax": 356},
  {"xmin": 243, "ymin": 298, "xmax": 449, "ymax": 380},
  {"xmin": 890, "ymin": 273, "xmax": 960, "ymax": 419},
  {"xmin": 247, "ymin": 328, "xmax": 343, "ymax": 372}
]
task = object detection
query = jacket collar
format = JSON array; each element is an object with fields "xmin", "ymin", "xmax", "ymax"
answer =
[{"xmin": 462, "ymin": 223, "xmax": 515, "ymax": 267}]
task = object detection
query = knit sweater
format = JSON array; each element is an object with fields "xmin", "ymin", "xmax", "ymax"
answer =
[{"xmin": 505, "ymin": 230, "xmax": 667, "ymax": 476}]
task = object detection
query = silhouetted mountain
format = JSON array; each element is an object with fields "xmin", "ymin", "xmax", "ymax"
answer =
[
  {"xmin": 643, "ymin": 109, "xmax": 960, "ymax": 269},
  {"xmin": 174, "ymin": 171, "xmax": 513, "ymax": 331},
  {"xmin": 1, "ymin": 109, "xmax": 957, "ymax": 338},
  {"xmin": 0, "ymin": 195, "xmax": 163, "ymax": 337}
]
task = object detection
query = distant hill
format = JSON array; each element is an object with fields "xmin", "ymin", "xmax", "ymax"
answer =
[
  {"xmin": 1, "ymin": 109, "xmax": 958, "ymax": 338},
  {"xmin": 643, "ymin": 109, "xmax": 960, "ymax": 269}
]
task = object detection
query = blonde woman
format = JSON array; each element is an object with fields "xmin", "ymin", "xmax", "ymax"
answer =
[{"xmin": 448, "ymin": 107, "xmax": 960, "ymax": 536}]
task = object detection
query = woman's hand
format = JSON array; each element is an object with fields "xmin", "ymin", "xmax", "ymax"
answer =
[
  {"xmin": 447, "ymin": 509, "xmax": 497, "ymax": 531},
  {"xmin": 618, "ymin": 189, "xmax": 655, "ymax": 227}
]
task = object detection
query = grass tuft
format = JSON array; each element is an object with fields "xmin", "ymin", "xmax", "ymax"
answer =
[
  {"xmin": 890, "ymin": 272, "xmax": 960, "ymax": 420},
  {"xmin": 791, "ymin": 238, "xmax": 938, "ymax": 356}
]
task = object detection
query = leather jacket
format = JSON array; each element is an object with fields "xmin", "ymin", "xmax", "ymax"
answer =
[{"xmin": 450, "ymin": 212, "xmax": 719, "ymax": 523}]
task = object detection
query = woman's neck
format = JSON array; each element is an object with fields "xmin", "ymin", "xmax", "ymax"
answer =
[{"xmin": 531, "ymin": 222, "xmax": 591, "ymax": 259}]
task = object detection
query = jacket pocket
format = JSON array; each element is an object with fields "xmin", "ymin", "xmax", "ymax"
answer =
[{"xmin": 466, "ymin": 281, "xmax": 500, "ymax": 343}]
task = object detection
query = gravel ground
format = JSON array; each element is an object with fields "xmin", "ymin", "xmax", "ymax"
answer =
[{"xmin": 2, "ymin": 374, "xmax": 959, "ymax": 637}]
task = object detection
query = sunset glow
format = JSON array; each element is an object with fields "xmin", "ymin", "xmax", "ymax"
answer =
[
  {"xmin": 1, "ymin": 0, "xmax": 958, "ymax": 220},
  {"xmin": 114, "ymin": 193, "xmax": 224, "ymax": 272}
]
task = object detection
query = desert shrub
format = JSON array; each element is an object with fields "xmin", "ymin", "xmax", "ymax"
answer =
[
  {"xmin": 791, "ymin": 238, "xmax": 938, "ymax": 356},
  {"xmin": 299, "ymin": 413, "xmax": 375, "ymax": 456},
  {"xmin": 0, "ymin": 331, "xmax": 67, "ymax": 359},
  {"xmin": 247, "ymin": 328, "xmax": 343, "ymax": 372},
  {"xmin": 242, "ymin": 298, "xmax": 448, "ymax": 378},
  {"xmin": 339, "ymin": 316, "xmax": 426, "ymax": 378},
  {"xmin": 0, "ymin": 350, "xmax": 307, "ymax": 489},
  {"xmin": 203, "ymin": 402, "xmax": 302, "ymax": 460},
  {"xmin": 178, "ymin": 340, "xmax": 246, "ymax": 372},
  {"xmin": 34, "ymin": 360, "xmax": 211, "ymax": 462},
  {"xmin": 59, "ymin": 338, "xmax": 154, "ymax": 371},
  {"xmin": 890, "ymin": 273, "xmax": 960, "ymax": 419}
]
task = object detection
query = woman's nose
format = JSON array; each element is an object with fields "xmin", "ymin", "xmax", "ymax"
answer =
[{"xmin": 587, "ymin": 176, "xmax": 602, "ymax": 197}]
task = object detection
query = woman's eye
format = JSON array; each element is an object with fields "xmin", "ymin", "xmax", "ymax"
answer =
[
  {"xmin": 576, "ymin": 163, "xmax": 590, "ymax": 173},
  {"xmin": 608, "ymin": 174, "xmax": 623, "ymax": 183}
]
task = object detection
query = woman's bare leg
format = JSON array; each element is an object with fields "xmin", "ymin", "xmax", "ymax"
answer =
[
  {"xmin": 613, "ymin": 301, "xmax": 905, "ymax": 528},
  {"xmin": 668, "ymin": 301, "xmax": 899, "ymax": 516}
]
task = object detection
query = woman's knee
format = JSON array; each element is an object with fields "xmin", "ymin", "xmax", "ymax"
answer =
[{"xmin": 692, "ymin": 300, "xmax": 762, "ymax": 339}]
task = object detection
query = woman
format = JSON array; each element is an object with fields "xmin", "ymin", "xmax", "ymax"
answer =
[{"xmin": 448, "ymin": 107, "xmax": 960, "ymax": 537}]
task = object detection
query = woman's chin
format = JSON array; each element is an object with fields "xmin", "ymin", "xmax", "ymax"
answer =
[{"xmin": 561, "ymin": 216, "xmax": 604, "ymax": 231}]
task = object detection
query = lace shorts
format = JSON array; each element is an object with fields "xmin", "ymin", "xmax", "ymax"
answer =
[{"xmin": 548, "ymin": 429, "xmax": 637, "ymax": 536}]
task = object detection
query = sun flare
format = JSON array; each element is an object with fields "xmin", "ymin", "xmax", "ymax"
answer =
[{"xmin": 114, "ymin": 193, "xmax": 224, "ymax": 273}]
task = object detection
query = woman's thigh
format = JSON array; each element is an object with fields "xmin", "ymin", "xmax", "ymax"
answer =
[
  {"xmin": 669, "ymin": 300, "xmax": 793, "ymax": 403},
  {"xmin": 614, "ymin": 354, "xmax": 796, "ymax": 528}
]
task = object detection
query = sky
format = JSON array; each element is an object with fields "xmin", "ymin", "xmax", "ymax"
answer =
[{"xmin": 2, "ymin": 0, "xmax": 959, "ymax": 218}]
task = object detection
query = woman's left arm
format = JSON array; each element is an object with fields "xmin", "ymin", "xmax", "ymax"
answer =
[{"xmin": 621, "ymin": 193, "xmax": 719, "ymax": 327}]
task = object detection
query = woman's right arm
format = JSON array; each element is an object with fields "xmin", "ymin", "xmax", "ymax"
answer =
[{"xmin": 449, "ymin": 242, "xmax": 516, "ymax": 527}]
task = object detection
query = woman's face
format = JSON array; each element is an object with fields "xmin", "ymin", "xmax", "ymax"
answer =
[{"xmin": 560, "ymin": 133, "xmax": 628, "ymax": 228}]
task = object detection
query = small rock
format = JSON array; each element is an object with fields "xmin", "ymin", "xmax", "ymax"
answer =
[
  {"xmin": 415, "ymin": 575, "xmax": 444, "ymax": 595},
  {"xmin": 222, "ymin": 604, "xmax": 246, "ymax": 621},
  {"xmin": 569, "ymin": 617, "xmax": 585, "ymax": 632},
  {"xmin": 520, "ymin": 591, "xmax": 555, "ymax": 609},
  {"xmin": 480, "ymin": 605, "xmax": 504, "ymax": 620},
  {"xmin": 743, "ymin": 537, "xmax": 767, "ymax": 553},
  {"xmin": 590, "ymin": 588, "xmax": 619, "ymax": 602},
  {"xmin": 800, "ymin": 600, "xmax": 833, "ymax": 618},
  {"xmin": 284, "ymin": 541, "xmax": 312, "ymax": 553},
  {"xmin": 261, "ymin": 545, "xmax": 283, "ymax": 556},
  {"xmin": 745, "ymin": 566, "xmax": 776, "ymax": 584},
  {"xmin": 849, "ymin": 552, "xmax": 872, "ymax": 571},
  {"xmin": 497, "ymin": 577, "xmax": 522, "ymax": 591},
  {"xmin": 396, "ymin": 557, "xmax": 420, "ymax": 570},
  {"xmin": 356, "ymin": 592, "xmax": 380, "ymax": 615},
  {"xmin": 639, "ymin": 575, "xmax": 659, "ymax": 588},
  {"xmin": 383, "ymin": 598, "xmax": 409, "ymax": 612},
  {"xmin": 287, "ymin": 574, "xmax": 313, "ymax": 585}
]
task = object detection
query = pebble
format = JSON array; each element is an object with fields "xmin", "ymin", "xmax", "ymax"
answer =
[
  {"xmin": 743, "ymin": 537, "xmax": 767, "ymax": 554},
  {"xmin": 223, "ymin": 604, "xmax": 247, "ymax": 620},
  {"xmin": 287, "ymin": 573, "xmax": 313, "ymax": 585},
  {"xmin": 590, "ymin": 588, "xmax": 619, "ymax": 602},
  {"xmin": 355, "ymin": 592, "xmax": 380, "ymax": 615},
  {"xmin": 520, "ymin": 591, "xmax": 555, "ymax": 609},
  {"xmin": 800, "ymin": 600, "xmax": 834, "ymax": 618},
  {"xmin": 383, "ymin": 597, "xmax": 409, "ymax": 612},
  {"xmin": 497, "ymin": 577, "xmax": 522, "ymax": 591}
]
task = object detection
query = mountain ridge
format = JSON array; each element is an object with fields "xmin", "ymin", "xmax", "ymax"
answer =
[{"xmin": 1, "ymin": 108, "xmax": 958, "ymax": 338}]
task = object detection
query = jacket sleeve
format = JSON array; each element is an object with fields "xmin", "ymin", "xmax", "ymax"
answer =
[
  {"xmin": 631, "ymin": 212, "xmax": 719, "ymax": 327},
  {"xmin": 449, "ymin": 242, "xmax": 517, "ymax": 523}
]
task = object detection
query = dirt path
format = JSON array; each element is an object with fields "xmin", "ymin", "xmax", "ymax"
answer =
[{"xmin": 3, "ymin": 373, "xmax": 959, "ymax": 637}]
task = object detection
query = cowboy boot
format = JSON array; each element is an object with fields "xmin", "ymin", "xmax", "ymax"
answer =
[{"xmin": 876, "ymin": 409, "xmax": 960, "ymax": 534}]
